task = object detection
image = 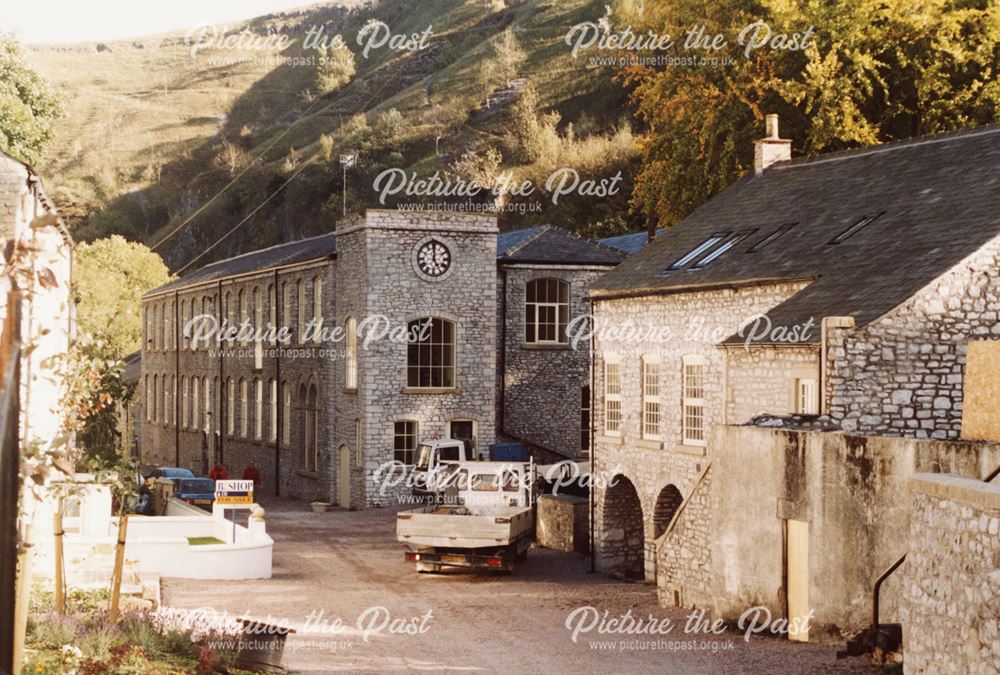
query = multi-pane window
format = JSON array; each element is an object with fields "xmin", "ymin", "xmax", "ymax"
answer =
[
  {"xmin": 345, "ymin": 316, "xmax": 358, "ymax": 390},
  {"xmin": 191, "ymin": 377, "xmax": 199, "ymax": 431},
  {"xmin": 796, "ymin": 378, "xmax": 819, "ymax": 415},
  {"xmin": 151, "ymin": 375, "xmax": 158, "ymax": 422},
  {"xmin": 393, "ymin": 421, "xmax": 417, "ymax": 465},
  {"xmin": 181, "ymin": 377, "xmax": 189, "ymax": 428},
  {"xmin": 406, "ymin": 318, "xmax": 456, "ymax": 389},
  {"xmin": 580, "ymin": 385, "xmax": 591, "ymax": 452},
  {"xmin": 297, "ymin": 279, "xmax": 306, "ymax": 343},
  {"xmin": 682, "ymin": 355, "xmax": 706, "ymax": 446},
  {"xmin": 312, "ymin": 277, "xmax": 323, "ymax": 342},
  {"xmin": 203, "ymin": 377, "xmax": 211, "ymax": 433},
  {"xmin": 642, "ymin": 358, "xmax": 661, "ymax": 439},
  {"xmin": 525, "ymin": 278, "xmax": 569, "ymax": 344},
  {"xmin": 254, "ymin": 287, "xmax": 263, "ymax": 369},
  {"xmin": 604, "ymin": 360, "xmax": 622, "ymax": 435}
]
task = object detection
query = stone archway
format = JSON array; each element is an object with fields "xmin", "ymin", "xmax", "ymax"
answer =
[
  {"xmin": 653, "ymin": 484, "xmax": 684, "ymax": 538},
  {"xmin": 600, "ymin": 475, "xmax": 645, "ymax": 579}
]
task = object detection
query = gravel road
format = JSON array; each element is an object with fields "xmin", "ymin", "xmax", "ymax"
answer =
[{"xmin": 161, "ymin": 499, "xmax": 880, "ymax": 674}]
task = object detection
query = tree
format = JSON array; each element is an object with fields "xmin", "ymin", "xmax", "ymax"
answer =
[
  {"xmin": 315, "ymin": 46, "xmax": 356, "ymax": 95},
  {"xmin": 622, "ymin": 0, "xmax": 1000, "ymax": 226},
  {"xmin": 485, "ymin": 27, "xmax": 526, "ymax": 88},
  {"xmin": 0, "ymin": 36, "xmax": 62, "ymax": 164},
  {"xmin": 72, "ymin": 236, "xmax": 172, "ymax": 358}
]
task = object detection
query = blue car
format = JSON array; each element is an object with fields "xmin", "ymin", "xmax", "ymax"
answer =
[
  {"xmin": 175, "ymin": 477, "xmax": 217, "ymax": 509},
  {"xmin": 149, "ymin": 467, "xmax": 196, "ymax": 485}
]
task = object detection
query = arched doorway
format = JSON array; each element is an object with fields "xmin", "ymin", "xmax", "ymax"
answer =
[
  {"xmin": 338, "ymin": 445, "xmax": 351, "ymax": 509},
  {"xmin": 653, "ymin": 484, "xmax": 684, "ymax": 538},
  {"xmin": 600, "ymin": 476, "xmax": 644, "ymax": 579}
]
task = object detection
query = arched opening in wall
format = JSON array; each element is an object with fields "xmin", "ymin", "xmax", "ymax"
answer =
[
  {"xmin": 600, "ymin": 476, "xmax": 644, "ymax": 579},
  {"xmin": 653, "ymin": 484, "xmax": 684, "ymax": 538}
]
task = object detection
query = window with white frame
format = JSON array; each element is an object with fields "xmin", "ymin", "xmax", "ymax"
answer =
[
  {"xmin": 796, "ymin": 378, "xmax": 819, "ymax": 415},
  {"xmin": 525, "ymin": 278, "xmax": 569, "ymax": 344},
  {"xmin": 393, "ymin": 421, "xmax": 417, "ymax": 465},
  {"xmin": 181, "ymin": 377, "xmax": 189, "ymax": 427},
  {"xmin": 203, "ymin": 377, "xmax": 211, "ymax": 433},
  {"xmin": 604, "ymin": 360, "xmax": 622, "ymax": 435},
  {"xmin": 281, "ymin": 381, "xmax": 290, "ymax": 446},
  {"xmin": 345, "ymin": 316, "xmax": 358, "ymax": 390},
  {"xmin": 254, "ymin": 286, "xmax": 263, "ymax": 369},
  {"xmin": 226, "ymin": 378, "xmax": 234, "ymax": 436},
  {"xmin": 191, "ymin": 377, "xmax": 199, "ymax": 430},
  {"xmin": 682, "ymin": 355, "xmax": 706, "ymax": 446},
  {"xmin": 642, "ymin": 357, "xmax": 661, "ymax": 439}
]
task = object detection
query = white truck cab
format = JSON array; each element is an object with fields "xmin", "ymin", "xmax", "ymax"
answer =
[{"xmin": 411, "ymin": 438, "xmax": 484, "ymax": 496}]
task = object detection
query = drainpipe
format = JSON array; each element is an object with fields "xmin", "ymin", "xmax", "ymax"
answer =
[
  {"xmin": 589, "ymin": 296, "xmax": 596, "ymax": 573},
  {"xmin": 274, "ymin": 268, "xmax": 281, "ymax": 496}
]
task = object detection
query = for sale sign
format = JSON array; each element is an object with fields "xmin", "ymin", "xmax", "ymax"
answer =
[{"xmin": 215, "ymin": 479, "xmax": 254, "ymax": 505}]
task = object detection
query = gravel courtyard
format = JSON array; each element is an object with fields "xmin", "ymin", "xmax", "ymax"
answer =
[{"xmin": 161, "ymin": 499, "xmax": 879, "ymax": 674}]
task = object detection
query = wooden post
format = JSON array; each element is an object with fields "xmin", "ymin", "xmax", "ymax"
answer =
[
  {"xmin": 12, "ymin": 521, "xmax": 33, "ymax": 675},
  {"xmin": 107, "ymin": 507, "xmax": 128, "ymax": 623},
  {"xmin": 53, "ymin": 495, "xmax": 65, "ymax": 616}
]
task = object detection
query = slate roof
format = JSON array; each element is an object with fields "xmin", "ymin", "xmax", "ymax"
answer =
[
  {"xmin": 590, "ymin": 124, "xmax": 1000, "ymax": 344},
  {"xmin": 145, "ymin": 232, "xmax": 338, "ymax": 297},
  {"xmin": 599, "ymin": 230, "xmax": 663, "ymax": 255},
  {"xmin": 497, "ymin": 225, "xmax": 626, "ymax": 266}
]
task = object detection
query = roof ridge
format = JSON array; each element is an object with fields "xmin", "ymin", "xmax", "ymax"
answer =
[
  {"xmin": 773, "ymin": 123, "xmax": 1000, "ymax": 172},
  {"xmin": 197, "ymin": 230, "xmax": 337, "ymax": 270}
]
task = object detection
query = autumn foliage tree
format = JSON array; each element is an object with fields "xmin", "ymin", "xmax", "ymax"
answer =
[{"xmin": 620, "ymin": 0, "xmax": 1000, "ymax": 226}]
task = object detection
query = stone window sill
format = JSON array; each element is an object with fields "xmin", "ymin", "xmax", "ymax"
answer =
[
  {"xmin": 595, "ymin": 434, "xmax": 624, "ymax": 446},
  {"xmin": 402, "ymin": 387, "xmax": 459, "ymax": 395},
  {"xmin": 637, "ymin": 439, "xmax": 664, "ymax": 450},
  {"xmin": 343, "ymin": 388, "xmax": 357, "ymax": 395},
  {"xmin": 521, "ymin": 342, "xmax": 571, "ymax": 351},
  {"xmin": 295, "ymin": 470, "xmax": 319, "ymax": 479},
  {"xmin": 673, "ymin": 443, "xmax": 707, "ymax": 457}
]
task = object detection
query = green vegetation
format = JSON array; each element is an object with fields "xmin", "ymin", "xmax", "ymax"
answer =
[
  {"xmin": 187, "ymin": 536, "xmax": 226, "ymax": 545},
  {"xmin": 0, "ymin": 36, "xmax": 62, "ymax": 164},
  {"xmin": 622, "ymin": 0, "xmax": 1000, "ymax": 225},
  {"xmin": 26, "ymin": 0, "xmax": 638, "ymax": 269}
]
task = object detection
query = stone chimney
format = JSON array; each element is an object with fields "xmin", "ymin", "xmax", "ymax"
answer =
[{"xmin": 754, "ymin": 114, "xmax": 791, "ymax": 175}]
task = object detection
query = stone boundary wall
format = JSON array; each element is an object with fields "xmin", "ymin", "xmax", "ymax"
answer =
[{"xmin": 901, "ymin": 474, "xmax": 1000, "ymax": 674}]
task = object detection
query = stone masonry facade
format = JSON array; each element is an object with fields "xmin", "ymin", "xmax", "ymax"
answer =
[
  {"xmin": 902, "ymin": 474, "xmax": 1000, "ymax": 674},
  {"xmin": 592, "ymin": 280, "xmax": 812, "ymax": 580},
  {"xmin": 826, "ymin": 234, "xmax": 1000, "ymax": 440}
]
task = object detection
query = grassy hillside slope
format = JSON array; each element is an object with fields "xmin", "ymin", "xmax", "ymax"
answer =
[{"xmin": 28, "ymin": 0, "xmax": 641, "ymax": 270}]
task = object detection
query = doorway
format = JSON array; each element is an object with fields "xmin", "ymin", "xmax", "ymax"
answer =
[
  {"xmin": 338, "ymin": 444, "xmax": 351, "ymax": 509},
  {"xmin": 785, "ymin": 519, "xmax": 810, "ymax": 642}
]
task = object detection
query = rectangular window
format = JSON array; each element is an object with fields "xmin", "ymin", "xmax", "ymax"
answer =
[
  {"xmin": 642, "ymin": 358, "xmax": 661, "ymax": 439},
  {"xmin": 254, "ymin": 379, "xmax": 263, "ymax": 439},
  {"xmin": 393, "ymin": 421, "xmax": 417, "ymax": 465},
  {"xmin": 406, "ymin": 318, "xmax": 456, "ymax": 389},
  {"xmin": 604, "ymin": 360, "xmax": 621, "ymax": 435},
  {"xmin": 682, "ymin": 356, "xmax": 706, "ymax": 446},
  {"xmin": 269, "ymin": 379, "xmax": 278, "ymax": 441},
  {"xmin": 525, "ymin": 278, "xmax": 569, "ymax": 344},
  {"xmin": 796, "ymin": 378, "xmax": 819, "ymax": 415},
  {"xmin": 750, "ymin": 222, "xmax": 796, "ymax": 252},
  {"xmin": 580, "ymin": 385, "xmax": 591, "ymax": 452},
  {"xmin": 690, "ymin": 230, "xmax": 756, "ymax": 270},
  {"xmin": 240, "ymin": 379, "xmax": 248, "ymax": 438},
  {"xmin": 312, "ymin": 277, "xmax": 323, "ymax": 343},
  {"xmin": 829, "ymin": 212, "xmax": 885, "ymax": 244}
]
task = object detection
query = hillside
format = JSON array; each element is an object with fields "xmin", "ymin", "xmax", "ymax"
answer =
[{"xmin": 27, "ymin": 0, "xmax": 641, "ymax": 271}]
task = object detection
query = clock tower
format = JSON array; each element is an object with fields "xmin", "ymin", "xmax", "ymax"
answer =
[{"xmin": 334, "ymin": 210, "xmax": 499, "ymax": 506}]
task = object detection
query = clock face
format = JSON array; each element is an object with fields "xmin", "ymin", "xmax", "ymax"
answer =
[{"xmin": 416, "ymin": 240, "xmax": 451, "ymax": 277}]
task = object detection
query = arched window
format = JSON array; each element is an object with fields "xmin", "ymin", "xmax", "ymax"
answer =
[
  {"xmin": 281, "ymin": 381, "xmax": 291, "ymax": 446},
  {"xmin": 296, "ymin": 279, "xmax": 306, "ymax": 343},
  {"xmin": 312, "ymin": 277, "xmax": 323, "ymax": 342},
  {"xmin": 282, "ymin": 281, "xmax": 292, "ymax": 339},
  {"xmin": 302, "ymin": 383, "xmax": 319, "ymax": 471},
  {"xmin": 406, "ymin": 318, "xmax": 455, "ymax": 389},
  {"xmin": 152, "ymin": 374, "xmax": 159, "ymax": 422},
  {"xmin": 253, "ymin": 286, "xmax": 263, "ymax": 368},
  {"xmin": 238, "ymin": 289, "xmax": 247, "ymax": 344},
  {"xmin": 345, "ymin": 316, "xmax": 358, "ymax": 390},
  {"xmin": 180, "ymin": 298, "xmax": 190, "ymax": 349},
  {"xmin": 144, "ymin": 375, "xmax": 151, "ymax": 421},
  {"xmin": 188, "ymin": 298, "xmax": 197, "ymax": 350},
  {"xmin": 164, "ymin": 375, "xmax": 172, "ymax": 425},
  {"xmin": 525, "ymin": 278, "xmax": 569, "ymax": 344},
  {"xmin": 267, "ymin": 283, "xmax": 276, "ymax": 345},
  {"xmin": 225, "ymin": 290, "xmax": 234, "ymax": 331},
  {"xmin": 152, "ymin": 305, "xmax": 160, "ymax": 350},
  {"xmin": 203, "ymin": 376, "xmax": 211, "ymax": 433}
]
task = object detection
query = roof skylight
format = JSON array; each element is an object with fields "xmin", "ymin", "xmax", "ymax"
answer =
[
  {"xmin": 665, "ymin": 232, "xmax": 730, "ymax": 272},
  {"xmin": 749, "ymin": 222, "xmax": 797, "ymax": 252},
  {"xmin": 690, "ymin": 230, "xmax": 757, "ymax": 270},
  {"xmin": 829, "ymin": 212, "xmax": 885, "ymax": 244}
]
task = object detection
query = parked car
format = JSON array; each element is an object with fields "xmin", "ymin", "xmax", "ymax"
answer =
[
  {"xmin": 174, "ymin": 478, "xmax": 217, "ymax": 509},
  {"xmin": 148, "ymin": 467, "xmax": 196, "ymax": 486}
]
